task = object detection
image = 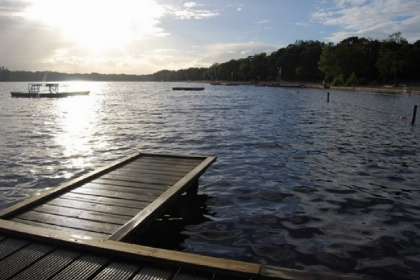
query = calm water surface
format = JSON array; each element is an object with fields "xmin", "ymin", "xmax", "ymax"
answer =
[{"xmin": 1, "ymin": 82, "xmax": 420, "ymax": 279}]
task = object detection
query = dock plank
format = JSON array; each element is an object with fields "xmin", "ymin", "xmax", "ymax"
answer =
[
  {"xmin": 72, "ymin": 185, "xmax": 159, "ymax": 203},
  {"xmin": 100, "ymin": 173, "xmax": 181, "ymax": 186},
  {"xmin": 130, "ymin": 155, "xmax": 203, "ymax": 163},
  {"xmin": 83, "ymin": 182, "xmax": 164, "ymax": 196},
  {"xmin": 117, "ymin": 164, "xmax": 196, "ymax": 177},
  {"xmin": 108, "ymin": 169, "xmax": 185, "ymax": 182},
  {"xmin": 132, "ymin": 266, "xmax": 175, "ymax": 280},
  {"xmin": 15, "ymin": 211, "xmax": 120, "ymax": 235},
  {"xmin": 48, "ymin": 197, "xmax": 140, "ymax": 217},
  {"xmin": 132, "ymin": 155, "xmax": 204, "ymax": 165},
  {"xmin": 124, "ymin": 161, "xmax": 202, "ymax": 173},
  {"xmin": 0, "ymin": 238, "xmax": 29, "ymax": 259},
  {"xmin": 62, "ymin": 192, "xmax": 150, "ymax": 209},
  {"xmin": 10, "ymin": 248, "xmax": 81, "ymax": 279},
  {"xmin": 91, "ymin": 261, "xmax": 140, "ymax": 280},
  {"xmin": 32, "ymin": 204, "xmax": 127, "ymax": 225},
  {"xmin": 11, "ymin": 219, "xmax": 108, "ymax": 238},
  {"xmin": 0, "ymin": 243, "xmax": 54, "ymax": 279},
  {"xmin": 50, "ymin": 254, "xmax": 109, "ymax": 280},
  {"xmin": 91, "ymin": 178, "xmax": 170, "ymax": 191}
]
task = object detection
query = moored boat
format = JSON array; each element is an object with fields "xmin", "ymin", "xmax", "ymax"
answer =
[
  {"xmin": 172, "ymin": 87, "xmax": 205, "ymax": 91},
  {"xmin": 10, "ymin": 83, "xmax": 90, "ymax": 98}
]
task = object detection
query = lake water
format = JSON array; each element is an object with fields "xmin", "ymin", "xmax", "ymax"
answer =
[{"xmin": 1, "ymin": 82, "xmax": 420, "ymax": 279}]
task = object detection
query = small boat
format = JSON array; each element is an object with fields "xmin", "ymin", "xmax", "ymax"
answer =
[
  {"xmin": 11, "ymin": 83, "xmax": 90, "ymax": 98},
  {"xmin": 172, "ymin": 87, "xmax": 204, "ymax": 91}
]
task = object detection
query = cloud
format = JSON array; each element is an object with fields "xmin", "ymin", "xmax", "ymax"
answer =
[
  {"xmin": 184, "ymin": 2, "xmax": 197, "ymax": 8},
  {"xmin": 0, "ymin": 0, "xmax": 172, "ymax": 73},
  {"xmin": 0, "ymin": 0, "xmax": 29, "ymax": 15},
  {"xmin": 313, "ymin": 0, "xmax": 420, "ymax": 42},
  {"xmin": 296, "ymin": 21, "xmax": 315, "ymax": 28},
  {"xmin": 0, "ymin": 1, "xmax": 71, "ymax": 71},
  {"xmin": 168, "ymin": 2, "xmax": 219, "ymax": 20}
]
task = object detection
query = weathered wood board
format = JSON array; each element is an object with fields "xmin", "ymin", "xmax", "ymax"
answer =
[{"xmin": 0, "ymin": 152, "xmax": 216, "ymax": 239}]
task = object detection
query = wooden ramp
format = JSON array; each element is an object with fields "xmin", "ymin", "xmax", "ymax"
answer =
[
  {"xmin": 0, "ymin": 152, "xmax": 362, "ymax": 280},
  {"xmin": 0, "ymin": 220, "xmax": 262, "ymax": 280},
  {"xmin": 0, "ymin": 152, "xmax": 216, "ymax": 240},
  {"xmin": 0, "ymin": 220, "xmax": 360, "ymax": 280}
]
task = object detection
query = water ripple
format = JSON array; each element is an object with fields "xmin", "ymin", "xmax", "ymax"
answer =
[{"xmin": 1, "ymin": 82, "xmax": 420, "ymax": 279}]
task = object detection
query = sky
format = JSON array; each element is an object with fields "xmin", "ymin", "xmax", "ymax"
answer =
[{"xmin": 0, "ymin": 0, "xmax": 419, "ymax": 75}]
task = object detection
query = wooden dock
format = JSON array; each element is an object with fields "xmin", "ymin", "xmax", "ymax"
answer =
[
  {"xmin": 0, "ymin": 152, "xmax": 360, "ymax": 280},
  {"xmin": 0, "ymin": 152, "xmax": 216, "ymax": 240}
]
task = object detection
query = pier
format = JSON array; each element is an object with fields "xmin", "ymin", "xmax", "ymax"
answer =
[{"xmin": 0, "ymin": 152, "xmax": 359, "ymax": 279}]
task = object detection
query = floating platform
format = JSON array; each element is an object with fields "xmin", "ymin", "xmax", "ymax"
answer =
[
  {"xmin": 0, "ymin": 152, "xmax": 359, "ymax": 280},
  {"xmin": 11, "ymin": 83, "xmax": 90, "ymax": 98},
  {"xmin": 172, "ymin": 87, "xmax": 205, "ymax": 91},
  {"xmin": 10, "ymin": 91, "xmax": 90, "ymax": 98}
]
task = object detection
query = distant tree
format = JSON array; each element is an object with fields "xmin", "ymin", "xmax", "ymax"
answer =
[
  {"xmin": 0, "ymin": 66, "xmax": 13, "ymax": 81},
  {"xmin": 376, "ymin": 32, "xmax": 408, "ymax": 85},
  {"xmin": 318, "ymin": 43, "xmax": 338, "ymax": 83},
  {"xmin": 295, "ymin": 40, "xmax": 324, "ymax": 81},
  {"xmin": 332, "ymin": 74, "xmax": 345, "ymax": 86},
  {"xmin": 3, "ymin": 33, "xmax": 420, "ymax": 85},
  {"xmin": 319, "ymin": 37, "xmax": 378, "ymax": 85},
  {"xmin": 405, "ymin": 40, "xmax": 420, "ymax": 79},
  {"xmin": 238, "ymin": 58, "xmax": 252, "ymax": 81},
  {"xmin": 250, "ymin": 53, "xmax": 268, "ymax": 81},
  {"xmin": 346, "ymin": 72, "xmax": 358, "ymax": 86}
]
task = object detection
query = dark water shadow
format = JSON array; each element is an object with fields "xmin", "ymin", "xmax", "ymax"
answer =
[{"xmin": 127, "ymin": 192, "xmax": 213, "ymax": 250}]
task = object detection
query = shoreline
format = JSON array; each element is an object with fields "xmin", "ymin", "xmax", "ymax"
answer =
[
  {"xmin": 306, "ymin": 84, "xmax": 420, "ymax": 95},
  {"xmin": 212, "ymin": 81, "xmax": 420, "ymax": 95}
]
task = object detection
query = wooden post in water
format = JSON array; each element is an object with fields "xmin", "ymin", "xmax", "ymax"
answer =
[
  {"xmin": 411, "ymin": 105, "xmax": 417, "ymax": 125},
  {"xmin": 327, "ymin": 92, "xmax": 330, "ymax": 103}
]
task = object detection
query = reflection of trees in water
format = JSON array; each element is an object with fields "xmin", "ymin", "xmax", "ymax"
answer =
[{"xmin": 127, "ymin": 192, "xmax": 212, "ymax": 250}]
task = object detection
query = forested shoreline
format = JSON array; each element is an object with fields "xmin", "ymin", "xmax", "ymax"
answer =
[{"xmin": 1, "ymin": 33, "xmax": 419, "ymax": 86}]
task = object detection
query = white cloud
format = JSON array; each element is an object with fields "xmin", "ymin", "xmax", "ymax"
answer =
[
  {"xmin": 168, "ymin": 2, "xmax": 219, "ymax": 20},
  {"xmin": 184, "ymin": 2, "xmax": 197, "ymax": 8},
  {"xmin": 0, "ymin": 0, "xmax": 29, "ymax": 15},
  {"xmin": 296, "ymin": 21, "xmax": 314, "ymax": 28},
  {"xmin": 0, "ymin": 0, "xmax": 174, "ymax": 73},
  {"xmin": 313, "ymin": 0, "xmax": 420, "ymax": 42}
]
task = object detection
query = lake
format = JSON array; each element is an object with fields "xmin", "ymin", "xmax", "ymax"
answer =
[{"xmin": 1, "ymin": 81, "xmax": 419, "ymax": 279}]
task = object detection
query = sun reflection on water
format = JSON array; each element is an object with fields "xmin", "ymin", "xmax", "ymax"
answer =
[{"xmin": 54, "ymin": 83, "xmax": 102, "ymax": 171}]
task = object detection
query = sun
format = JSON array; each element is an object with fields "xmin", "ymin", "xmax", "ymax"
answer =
[{"xmin": 23, "ymin": 0, "xmax": 165, "ymax": 52}]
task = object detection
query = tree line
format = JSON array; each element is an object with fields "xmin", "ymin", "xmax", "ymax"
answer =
[{"xmin": 1, "ymin": 32, "xmax": 419, "ymax": 86}]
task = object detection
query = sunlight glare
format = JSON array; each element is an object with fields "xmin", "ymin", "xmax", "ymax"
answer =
[
  {"xmin": 55, "ymin": 96, "xmax": 95, "ymax": 163},
  {"xmin": 52, "ymin": 82, "xmax": 105, "ymax": 171},
  {"xmin": 24, "ymin": 0, "xmax": 166, "ymax": 51}
]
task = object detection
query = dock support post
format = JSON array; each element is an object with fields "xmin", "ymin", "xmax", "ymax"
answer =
[
  {"xmin": 327, "ymin": 92, "xmax": 330, "ymax": 103},
  {"xmin": 187, "ymin": 180, "xmax": 199, "ymax": 195},
  {"xmin": 411, "ymin": 105, "xmax": 417, "ymax": 125}
]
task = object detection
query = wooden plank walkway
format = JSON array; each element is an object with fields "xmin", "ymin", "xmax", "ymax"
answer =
[
  {"xmin": 0, "ymin": 152, "xmax": 216, "ymax": 240},
  {"xmin": 0, "ymin": 220, "xmax": 260, "ymax": 280},
  {"xmin": 0, "ymin": 220, "xmax": 360, "ymax": 280},
  {"xmin": 0, "ymin": 152, "xmax": 361, "ymax": 280}
]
